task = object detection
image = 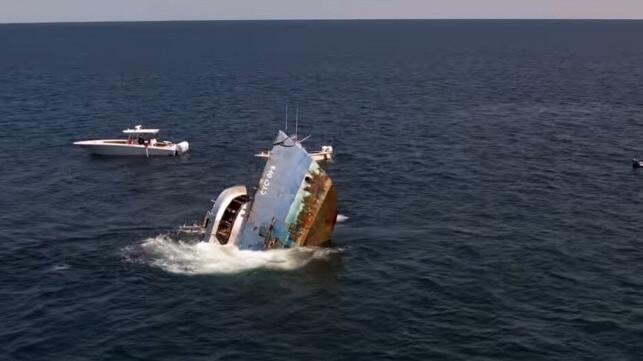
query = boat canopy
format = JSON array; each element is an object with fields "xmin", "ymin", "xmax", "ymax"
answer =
[{"xmin": 122, "ymin": 125, "xmax": 160, "ymax": 135}]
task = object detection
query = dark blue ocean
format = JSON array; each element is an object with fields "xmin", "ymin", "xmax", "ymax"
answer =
[{"xmin": 1, "ymin": 20, "xmax": 643, "ymax": 360}]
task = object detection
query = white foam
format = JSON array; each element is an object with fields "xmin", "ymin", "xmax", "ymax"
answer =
[
  {"xmin": 50, "ymin": 263, "xmax": 70, "ymax": 272},
  {"xmin": 129, "ymin": 235, "xmax": 337, "ymax": 275}
]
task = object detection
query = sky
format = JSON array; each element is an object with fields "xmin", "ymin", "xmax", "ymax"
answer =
[{"xmin": 1, "ymin": 0, "xmax": 643, "ymax": 23}]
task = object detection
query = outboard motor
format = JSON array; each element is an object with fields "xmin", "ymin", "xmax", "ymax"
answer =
[{"xmin": 175, "ymin": 141, "xmax": 190, "ymax": 155}]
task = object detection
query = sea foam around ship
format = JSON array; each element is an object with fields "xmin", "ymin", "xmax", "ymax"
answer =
[
  {"xmin": 124, "ymin": 234, "xmax": 340, "ymax": 275},
  {"xmin": 123, "ymin": 214, "xmax": 348, "ymax": 275}
]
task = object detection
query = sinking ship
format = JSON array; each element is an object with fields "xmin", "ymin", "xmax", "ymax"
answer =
[{"xmin": 201, "ymin": 131, "xmax": 337, "ymax": 250}]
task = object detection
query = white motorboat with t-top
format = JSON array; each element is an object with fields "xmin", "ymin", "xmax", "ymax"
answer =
[
  {"xmin": 74, "ymin": 125, "xmax": 189, "ymax": 156},
  {"xmin": 255, "ymin": 145, "xmax": 333, "ymax": 162},
  {"xmin": 633, "ymin": 158, "xmax": 643, "ymax": 168}
]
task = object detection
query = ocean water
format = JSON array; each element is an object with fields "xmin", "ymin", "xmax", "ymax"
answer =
[{"xmin": 1, "ymin": 20, "xmax": 643, "ymax": 360}]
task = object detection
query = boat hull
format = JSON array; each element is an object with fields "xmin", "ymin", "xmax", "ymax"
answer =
[
  {"xmin": 255, "ymin": 150, "xmax": 332, "ymax": 162},
  {"xmin": 74, "ymin": 140, "xmax": 188, "ymax": 156},
  {"xmin": 202, "ymin": 131, "xmax": 337, "ymax": 250},
  {"xmin": 310, "ymin": 152, "xmax": 332, "ymax": 162},
  {"xmin": 237, "ymin": 131, "xmax": 337, "ymax": 250}
]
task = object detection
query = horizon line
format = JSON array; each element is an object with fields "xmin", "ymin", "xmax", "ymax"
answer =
[{"xmin": 2, "ymin": 17, "xmax": 643, "ymax": 25}]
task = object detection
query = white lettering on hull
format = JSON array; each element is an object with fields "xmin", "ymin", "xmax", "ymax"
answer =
[{"xmin": 259, "ymin": 165, "xmax": 277, "ymax": 195}]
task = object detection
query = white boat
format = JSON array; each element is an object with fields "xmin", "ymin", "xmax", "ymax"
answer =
[
  {"xmin": 74, "ymin": 125, "xmax": 189, "ymax": 156},
  {"xmin": 255, "ymin": 145, "xmax": 333, "ymax": 162},
  {"xmin": 633, "ymin": 158, "xmax": 643, "ymax": 168}
]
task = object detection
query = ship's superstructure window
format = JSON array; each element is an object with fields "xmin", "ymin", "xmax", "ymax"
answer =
[{"xmin": 216, "ymin": 195, "xmax": 248, "ymax": 244}]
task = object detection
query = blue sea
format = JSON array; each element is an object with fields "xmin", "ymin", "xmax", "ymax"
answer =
[{"xmin": 1, "ymin": 20, "xmax": 643, "ymax": 360}]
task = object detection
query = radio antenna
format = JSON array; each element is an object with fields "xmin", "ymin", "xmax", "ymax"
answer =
[
  {"xmin": 295, "ymin": 106, "xmax": 299, "ymax": 139},
  {"xmin": 285, "ymin": 105, "xmax": 289, "ymax": 132}
]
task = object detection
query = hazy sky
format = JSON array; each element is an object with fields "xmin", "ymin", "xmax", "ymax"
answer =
[{"xmin": 2, "ymin": 0, "xmax": 643, "ymax": 23}]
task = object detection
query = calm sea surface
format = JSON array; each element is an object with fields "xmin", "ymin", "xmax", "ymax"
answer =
[{"xmin": 1, "ymin": 20, "xmax": 643, "ymax": 360}]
